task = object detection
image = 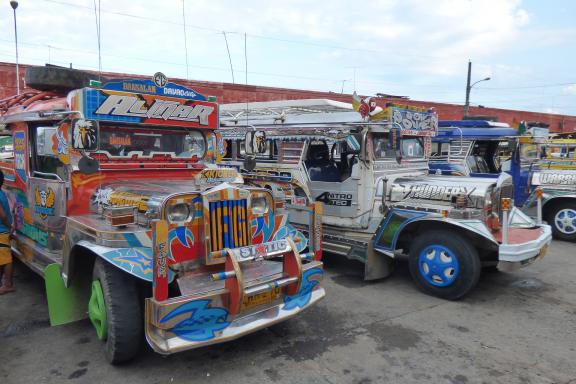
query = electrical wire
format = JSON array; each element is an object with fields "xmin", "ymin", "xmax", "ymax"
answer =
[{"xmin": 182, "ymin": 0, "xmax": 189, "ymax": 80}]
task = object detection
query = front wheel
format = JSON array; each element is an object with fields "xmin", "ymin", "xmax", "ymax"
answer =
[
  {"xmin": 409, "ymin": 231, "xmax": 481, "ymax": 300},
  {"xmin": 546, "ymin": 202, "xmax": 576, "ymax": 241},
  {"xmin": 89, "ymin": 258, "xmax": 143, "ymax": 364}
]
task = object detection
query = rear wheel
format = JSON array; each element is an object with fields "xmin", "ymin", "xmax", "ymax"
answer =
[
  {"xmin": 89, "ymin": 258, "xmax": 142, "ymax": 364},
  {"xmin": 546, "ymin": 202, "xmax": 576, "ymax": 241},
  {"xmin": 409, "ymin": 231, "xmax": 481, "ymax": 300}
]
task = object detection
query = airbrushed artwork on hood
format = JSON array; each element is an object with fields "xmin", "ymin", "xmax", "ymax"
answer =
[
  {"xmin": 92, "ymin": 187, "xmax": 150, "ymax": 212},
  {"xmin": 391, "ymin": 183, "xmax": 477, "ymax": 204}
]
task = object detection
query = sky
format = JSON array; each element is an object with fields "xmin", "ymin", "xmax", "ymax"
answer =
[{"xmin": 0, "ymin": 0, "xmax": 575, "ymax": 115}]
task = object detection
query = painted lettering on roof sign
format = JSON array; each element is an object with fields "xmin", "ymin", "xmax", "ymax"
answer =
[
  {"xmin": 101, "ymin": 78, "xmax": 205, "ymax": 101},
  {"xmin": 77, "ymin": 88, "xmax": 219, "ymax": 129},
  {"xmin": 95, "ymin": 94, "xmax": 215, "ymax": 125}
]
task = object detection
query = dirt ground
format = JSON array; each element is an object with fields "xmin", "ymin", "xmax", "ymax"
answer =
[{"xmin": 1, "ymin": 240, "xmax": 575, "ymax": 384}]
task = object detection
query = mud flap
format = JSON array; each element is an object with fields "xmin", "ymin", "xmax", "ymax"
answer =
[
  {"xmin": 364, "ymin": 241, "xmax": 395, "ymax": 280},
  {"xmin": 45, "ymin": 263, "xmax": 90, "ymax": 326}
]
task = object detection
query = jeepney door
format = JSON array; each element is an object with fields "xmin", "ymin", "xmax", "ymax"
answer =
[{"xmin": 26, "ymin": 125, "xmax": 68, "ymax": 251}]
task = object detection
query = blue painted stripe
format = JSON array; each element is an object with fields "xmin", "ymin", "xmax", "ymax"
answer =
[
  {"xmin": 223, "ymin": 201, "xmax": 229, "ymax": 249},
  {"xmin": 124, "ymin": 233, "xmax": 142, "ymax": 247}
]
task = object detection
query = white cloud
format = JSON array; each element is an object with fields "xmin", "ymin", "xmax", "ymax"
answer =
[
  {"xmin": 563, "ymin": 84, "xmax": 576, "ymax": 95},
  {"xmin": 0, "ymin": 0, "xmax": 573, "ymax": 114},
  {"xmin": 543, "ymin": 107, "xmax": 561, "ymax": 114}
]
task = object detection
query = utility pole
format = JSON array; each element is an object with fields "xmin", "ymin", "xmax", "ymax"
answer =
[
  {"xmin": 464, "ymin": 60, "xmax": 490, "ymax": 118},
  {"xmin": 464, "ymin": 60, "xmax": 472, "ymax": 117},
  {"xmin": 10, "ymin": 0, "xmax": 20, "ymax": 95}
]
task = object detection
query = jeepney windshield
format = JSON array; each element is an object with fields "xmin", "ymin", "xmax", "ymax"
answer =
[
  {"xmin": 520, "ymin": 143, "xmax": 540, "ymax": 162},
  {"xmin": 98, "ymin": 125, "xmax": 206, "ymax": 159},
  {"xmin": 372, "ymin": 134, "xmax": 424, "ymax": 159}
]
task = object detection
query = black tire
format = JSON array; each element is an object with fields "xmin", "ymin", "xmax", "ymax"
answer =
[
  {"xmin": 409, "ymin": 231, "xmax": 481, "ymax": 300},
  {"xmin": 25, "ymin": 66, "xmax": 106, "ymax": 92},
  {"xmin": 92, "ymin": 258, "xmax": 142, "ymax": 364},
  {"xmin": 545, "ymin": 201, "xmax": 576, "ymax": 241}
]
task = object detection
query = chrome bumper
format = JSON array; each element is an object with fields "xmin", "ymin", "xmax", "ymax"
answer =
[
  {"xmin": 145, "ymin": 263, "xmax": 324, "ymax": 355},
  {"xmin": 497, "ymin": 224, "xmax": 552, "ymax": 271}
]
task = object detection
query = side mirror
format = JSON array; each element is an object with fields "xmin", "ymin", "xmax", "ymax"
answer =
[
  {"xmin": 244, "ymin": 130, "xmax": 266, "ymax": 156},
  {"xmin": 78, "ymin": 155, "xmax": 100, "ymax": 174},
  {"xmin": 390, "ymin": 127, "xmax": 402, "ymax": 164},
  {"xmin": 71, "ymin": 119, "xmax": 99, "ymax": 151}
]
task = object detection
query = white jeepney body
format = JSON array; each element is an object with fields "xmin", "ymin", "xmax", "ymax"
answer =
[{"xmin": 218, "ymin": 98, "xmax": 552, "ymax": 299}]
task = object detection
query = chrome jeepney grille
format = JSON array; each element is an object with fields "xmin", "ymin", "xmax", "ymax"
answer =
[{"xmin": 209, "ymin": 199, "xmax": 249, "ymax": 251}]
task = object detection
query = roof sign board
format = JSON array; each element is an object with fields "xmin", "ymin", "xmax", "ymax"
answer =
[{"xmin": 70, "ymin": 75, "xmax": 219, "ymax": 129}]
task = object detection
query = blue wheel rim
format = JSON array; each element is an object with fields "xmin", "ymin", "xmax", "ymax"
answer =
[
  {"xmin": 418, "ymin": 245, "xmax": 459, "ymax": 287},
  {"xmin": 554, "ymin": 208, "xmax": 576, "ymax": 235}
]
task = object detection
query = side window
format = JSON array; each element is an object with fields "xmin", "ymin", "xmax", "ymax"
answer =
[
  {"xmin": 466, "ymin": 155, "xmax": 479, "ymax": 173},
  {"xmin": 222, "ymin": 140, "xmax": 234, "ymax": 160},
  {"xmin": 0, "ymin": 135, "xmax": 13, "ymax": 160},
  {"xmin": 278, "ymin": 141, "xmax": 303, "ymax": 164},
  {"xmin": 431, "ymin": 142, "xmax": 449, "ymax": 157},
  {"xmin": 33, "ymin": 126, "xmax": 67, "ymax": 180},
  {"xmin": 238, "ymin": 139, "xmax": 277, "ymax": 161}
]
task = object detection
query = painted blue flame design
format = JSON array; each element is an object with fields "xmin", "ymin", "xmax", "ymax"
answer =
[
  {"xmin": 282, "ymin": 268, "xmax": 323, "ymax": 310},
  {"xmin": 161, "ymin": 300, "xmax": 230, "ymax": 342}
]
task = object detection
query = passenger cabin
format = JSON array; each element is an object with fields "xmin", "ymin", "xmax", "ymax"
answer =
[
  {"xmin": 429, "ymin": 120, "xmax": 517, "ymax": 178},
  {"xmin": 219, "ymin": 99, "xmax": 436, "ymax": 231}
]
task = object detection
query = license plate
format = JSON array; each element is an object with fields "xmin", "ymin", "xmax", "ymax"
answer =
[
  {"xmin": 242, "ymin": 287, "xmax": 281, "ymax": 310},
  {"xmin": 538, "ymin": 244, "xmax": 548, "ymax": 259}
]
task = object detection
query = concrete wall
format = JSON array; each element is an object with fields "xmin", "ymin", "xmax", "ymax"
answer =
[{"xmin": 1, "ymin": 61, "xmax": 575, "ymax": 133}]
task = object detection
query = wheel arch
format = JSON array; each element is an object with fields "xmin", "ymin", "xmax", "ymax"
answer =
[
  {"xmin": 396, "ymin": 219, "xmax": 499, "ymax": 262},
  {"xmin": 64, "ymin": 242, "xmax": 157, "ymax": 288},
  {"xmin": 542, "ymin": 195, "xmax": 576, "ymax": 214}
]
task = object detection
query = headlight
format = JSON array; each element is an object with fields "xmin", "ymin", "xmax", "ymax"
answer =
[
  {"xmin": 251, "ymin": 196, "xmax": 269, "ymax": 215},
  {"xmin": 484, "ymin": 191, "xmax": 493, "ymax": 212},
  {"xmin": 167, "ymin": 203, "xmax": 191, "ymax": 222}
]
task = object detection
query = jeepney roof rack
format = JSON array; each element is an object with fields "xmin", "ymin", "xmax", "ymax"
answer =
[{"xmin": 220, "ymin": 99, "xmax": 373, "ymax": 126}]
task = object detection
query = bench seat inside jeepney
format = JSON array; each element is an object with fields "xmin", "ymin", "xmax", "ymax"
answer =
[{"xmin": 305, "ymin": 142, "xmax": 340, "ymax": 182}]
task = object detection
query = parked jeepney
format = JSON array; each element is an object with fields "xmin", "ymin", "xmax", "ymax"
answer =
[
  {"xmin": 540, "ymin": 139, "xmax": 576, "ymax": 170},
  {"xmin": 430, "ymin": 120, "xmax": 576, "ymax": 241},
  {"xmin": 218, "ymin": 97, "xmax": 551, "ymax": 300},
  {"xmin": 0, "ymin": 66, "xmax": 324, "ymax": 364},
  {"xmin": 429, "ymin": 120, "xmax": 517, "ymax": 177}
]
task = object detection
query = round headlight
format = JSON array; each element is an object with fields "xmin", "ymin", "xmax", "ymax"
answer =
[
  {"xmin": 167, "ymin": 203, "xmax": 190, "ymax": 222},
  {"xmin": 251, "ymin": 196, "xmax": 269, "ymax": 215}
]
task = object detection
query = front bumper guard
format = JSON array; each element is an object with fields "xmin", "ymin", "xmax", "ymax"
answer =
[
  {"xmin": 497, "ymin": 224, "xmax": 552, "ymax": 271},
  {"xmin": 145, "ymin": 238, "xmax": 325, "ymax": 355}
]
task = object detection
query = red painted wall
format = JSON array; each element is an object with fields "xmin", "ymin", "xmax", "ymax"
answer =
[{"xmin": 1, "ymin": 61, "xmax": 575, "ymax": 133}]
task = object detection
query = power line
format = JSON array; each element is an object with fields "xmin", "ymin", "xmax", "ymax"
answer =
[
  {"xmin": 181, "ymin": 0, "xmax": 189, "ymax": 80},
  {"xmin": 41, "ymin": 0, "xmax": 450, "ymax": 61},
  {"xmin": 222, "ymin": 32, "xmax": 235, "ymax": 84},
  {"xmin": 477, "ymin": 82, "xmax": 576, "ymax": 90}
]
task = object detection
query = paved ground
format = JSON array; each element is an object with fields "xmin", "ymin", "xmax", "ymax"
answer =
[{"xmin": 1, "ymin": 240, "xmax": 575, "ymax": 384}]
